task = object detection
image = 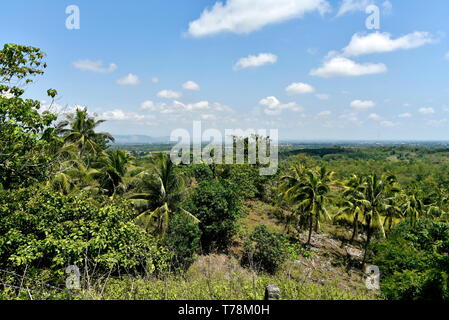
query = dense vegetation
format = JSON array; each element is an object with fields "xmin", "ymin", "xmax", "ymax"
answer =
[{"xmin": 1, "ymin": 44, "xmax": 448, "ymax": 300}]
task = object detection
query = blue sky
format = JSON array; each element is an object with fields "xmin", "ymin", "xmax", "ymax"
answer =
[{"xmin": 1, "ymin": 0, "xmax": 449, "ymax": 140}]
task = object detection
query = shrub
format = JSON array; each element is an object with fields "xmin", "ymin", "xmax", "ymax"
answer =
[
  {"xmin": 0, "ymin": 187, "xmax": 171, "ymax": 279},
  {"xmin": 164, "ymin": 212, "xmax": 201, "ymax": 271},
  {"xmin": 242, "ymin": 225, "xmax": 288, "ymax": 275},
  {"xmin": 186, "ymin": 180, "xmax": 242, "ymax": 253},
  {"xmin": 372, "ymin": 219, "xmax": 449, "ymax": 300}
]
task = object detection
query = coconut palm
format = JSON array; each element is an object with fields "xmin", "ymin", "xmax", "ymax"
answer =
[
  {"xmin": 280, "ymin": 165, "xmax": 334, "ymax": 246},
  {"xmin": 337, "ymin": 175, "xmax": 366, "ymax": 244},
  {"xmin": 128, "ymin": 153, "xmax": 198, "ymax": 236},
  {"xmin": 361, "ymin": 174, "xmax": 400, "ymax": 264},
  {"xmin": 57, "ymin": 108, "xmax": 114, "ymax": 161},
  {"xmin": 94, "ymin": 150, "xmax": 131, "ymax": 196},
  {"xmin": 400, "ymin": 185, "xmax": 426, "ymax": 227}
]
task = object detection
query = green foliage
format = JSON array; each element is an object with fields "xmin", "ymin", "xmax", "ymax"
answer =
[
  {"xmin": 186, "ymin": 179, "xmax": 242, "ymax": 253},
  {"xmin": 242, "ymin": 226, "xmax": 289, "ymax": 274},
  {"xmin": 373, "ymin": 219, "xmax": 449, "ymax": 300},
  {"xmin": 164, "ymin": 212, "xmax": 202, "ymax": 271},
  {"xmin": 0, "ymin": 187, "xmax": 171, "ymax": 277},
  {"xmin": 0, "ymin": 44, "xmax": 58, "ymax": 189}
]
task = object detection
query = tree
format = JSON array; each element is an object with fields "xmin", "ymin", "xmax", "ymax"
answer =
[
  {"xmin": 186, "ymin": 179, "xmax": 242, "ymax": 253},
  {"xmin": 129, "ymin": 153, "xmax": 198, "ymax": 236},
  {"xmin": 57, "ymin": 108, "xmax": 114, "ymax": 162},
  {"xmin": 337, "ymin": 175, "xmax": 366, "ymax": 243},
  {"xmin": 280, "ymin": 165, "xmax": 334, "ymax": 246},
  {"xmin": 362, "ymin": 174, "xmax": 400, "ymax": 264},
  {"xmin": 0, "ymin": 44, "xmax": 58, "ymax": 189},
  {"xmin": 94, "ymin": 150, "xmax": 131, "ymax": 196}
]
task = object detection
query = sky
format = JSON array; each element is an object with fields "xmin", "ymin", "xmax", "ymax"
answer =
[{"xmin": 1, "ymin": 0, "xmax": 449, "ymax": 141}]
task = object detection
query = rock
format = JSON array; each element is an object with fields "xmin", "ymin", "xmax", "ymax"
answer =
[{"xmin": 264, "ymin": 284, "xmax": 280, "ymax": 300}]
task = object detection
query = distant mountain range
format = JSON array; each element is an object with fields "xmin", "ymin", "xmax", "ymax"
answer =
[{"xmin": 112, "ymin": 135, "xmax": 170, "ymax": 144}]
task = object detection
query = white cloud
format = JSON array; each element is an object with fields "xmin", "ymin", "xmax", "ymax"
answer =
[
  {"xmin": 142, "ymin": 100, "xmax": 233, "ymax": 114},
  {"xmin": 188, "ymin": 0, "xmax": 330, "ymax": 37},
  {"xmin": 73, "ymin": 59, "xmax": 117, "ymax": 73},
  {"xmin": 101, "ymin": 109, "xmax": 145, "ymax": 121},
  {"xmin": 316, "ymin": 93, "xmax": 330, "ymax": 100},
  {"xmin": 368, "ymin": 113, "xmax": 381, "ymax": 121},
  {"xmin": 318, "ymin": 111, "xmax": 332, "ymax": 117},
  {"xmin": 157, "ymin": 90, "xmax": 183, "ymax": 99},
  {"xmin": 117, "ymin": 73, "xmax": 140, "ymax": 85},
  {"xmin": 0, "ymin": 90, "xmax": 14, "ymax": 99},
  {"xmin": 398, "ymin": 113, "xmax": 412, "ymax": 118},
  {"xmin": 337, "ymin": 0, "xmax": 374, "ymax": 17},
  {"xmin": 150, "ymin": 77, "xmax": 160, "ymax": 84},
  {"xmin": 426, "ymin": 119, "xmax": 447, "ymax": 127},
  {"xmin": 234, "ymin": 53, "xmax": 278, "ymax": 70},
  {"xmin": 182, "ymin": 81, "xmax": 201, "ymax": 91},
  {"xmin": 285, "ymin": 82, "xmax": 315, "ymax": 95},
  {"xmin": 419, "ymin": 107, "xmax": 435, "ymax": 115},
  {"xmin": 343, "ymin": 32, "xmax": 435, "ymax": 57},
  {"xmin": 351, "ymin": 100, "xmax": 376, "ymax": 110},
  {"xmin": 259, "ymin": 96, "xmax": 303, "ymax": 116},
  {"xmin": 380, "ymin": 120, "xmax": 397, "ymax": 127},
  {"xmin": 382, "ymin": 1, "xmax": 393, "ymax": 15},
  {"xmin": 310, "ymin": 55, "xmax": 387, "ymax": 78}
]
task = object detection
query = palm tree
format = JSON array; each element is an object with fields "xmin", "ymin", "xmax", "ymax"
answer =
[
  {"xmin": 57, "ymin": 108, "xmax": 114, "ymax": 161},
  {"xmin": 337, "ymin": 175, "xmax": 366, "ymax": 244},
  {"xmin": 94, "ymin": 150, "xmax": 131, "ymax": 196},
  {"xmin": 280, "ymin": 165, "xmax": 334, "ymax": 246},
  {"xmin": 400, "ymin": 185, "xmax": 426, "ymax": 227},
  {"xmin": 128, "ymin": 153, "xmax": 198, "ymax": 236},
  {"xmin": 361, "ymin": 174, "xmax": 400, "ymax": 264}
]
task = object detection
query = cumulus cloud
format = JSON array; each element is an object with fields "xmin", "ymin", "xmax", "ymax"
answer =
[
  {"xmin": 234, "ymin": 53, "xmax": 278, "ymax": 70},
  {"xmin": 310, "ymin": 55, "xmax": 387, "ymax": 78},
  {"xmin": 117, "ymin": 73, "xmax": 140, "ymax": 85},
  {"xmin": 380, "ymin": 120, "xmax": 397, "ymax": 127},
  {"xmin": 141, "ymin": 100, "xmax": 233, "ymax": 114},
  {"xmin": 73, "ymin": 59, "xmax": 117, "ymax": 73},
  {"xmin": 259, "ymin": 96, "xmax": 303, "ymax": 116},
  {"xmin": 343, "ymin": 32, "xmax": 435, "ymax": 57},
  {"xmin": 285, "ymin": 82, "xmax": 315, "ymax": 95},
  {"xmin": 337, "ymin": 0, "xmax": 374, "ymax": 17},
  {"xmin": 182, "ymin": 81, "xmax": 201, "ymax": 91},
  {"xmin": 316, "ymin": 93, "xmax": 330, "ymax": 100},
  {"xmin": 318, "ymin": 110, "xmax": 332, "ymax": 117},
  {"xmin": 101, "ymin": 109, "xmax": 145, "ymax": 121},
  {"xmin": 157, "ymin": 90, "xmax": 183, "ymax": 99},
  {"xmin": 419, "ymin": 107, "xmax": 435, "ymax": 115},
  {"xmin": 187, "ymin": 0, "xmax": 330, "ymax": 37},
  {"xmin": 350, "ymin": 100, "xmax": 376, "ymax": 110},
  {"xmin": 368, "ymin": 113, "xmax": 381, "ymax": 120},
  {"xmin": 398, "ymin": 113, "xmax": 412, "ymax": 118},
  {"xmin": 0, "ymin": 90, "xmax": 14, "ymax": 99}
]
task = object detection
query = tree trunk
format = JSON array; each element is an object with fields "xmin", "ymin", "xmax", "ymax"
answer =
[
  {"xmin": 307, "ymin": 212, "xmax": 313, "ymax": 246},
  {"xmin": 350, "ymin": 211, "xmax": 359, "ymax": 244},
  {"xmin": 362, "ymin": 215, "xmax": 372, "ymax": 265}
]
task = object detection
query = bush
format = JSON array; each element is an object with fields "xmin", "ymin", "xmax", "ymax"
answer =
[
  {"xmin": 186, "ymin": 180, "xmax": 242, "ymax": 253},
  {"xmin": 164, "ymin": 212, "xmax": 201, "ymax": 271},
  {"xmin": 0, "ymin": 187, "xmax": 171, "ymax": 279},
  {"xmin": 242, "ymin": 226, "xmax": 288, "ymax": 275},
  {"xmin": 372, "ymin": 219, "xmax": 449, "ymax": 300}
]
